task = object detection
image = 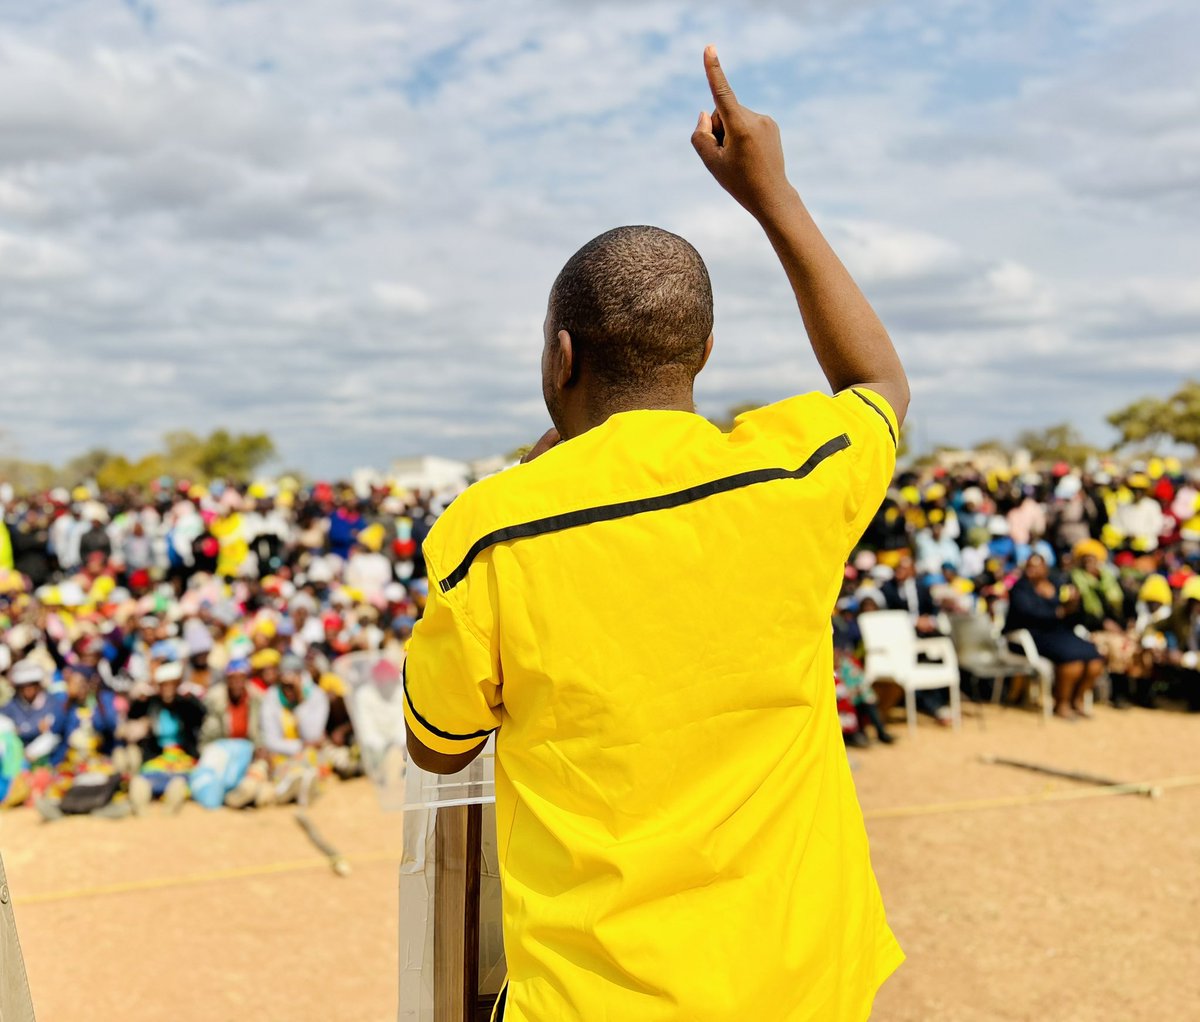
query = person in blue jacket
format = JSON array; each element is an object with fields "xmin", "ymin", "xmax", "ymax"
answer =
[
  {"xmin": 1, "ymin": 661, "xmax": 55, "ymax": 749},
  {"xmin": 47, "ymin": 663, "xmax": 120, "ymax": 767}
]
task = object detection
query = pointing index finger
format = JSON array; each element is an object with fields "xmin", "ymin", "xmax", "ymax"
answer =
[{"xmin": 703, "ymin": 44, "xmax": 738, "ymax": 115}]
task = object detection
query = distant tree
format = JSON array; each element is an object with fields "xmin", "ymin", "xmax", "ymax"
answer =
[
  {"xmin": 73, "ymin": 429, "xmax": 278, "ymax": 490},
  {"xmin": 0, "ymin": 458, "xmax": 58, "ymax": 493},
  {"xmin": 974, "ymin": 438, "xmax": 1011, "ymax": 455},
  {"xmin": 198, "ymin": 430, "xmax": 275, "ymax": 481},
  {"xmin": 62, "ymin": 447, "xmax": 115, "ymax": 485},
  {"xmin": 1107, "ymin": 380, "xmax": 1200, "ymax": 451},
  {"xmin": 1014, "ymin": 423, "xmax": 1097, "ymax": 465}
]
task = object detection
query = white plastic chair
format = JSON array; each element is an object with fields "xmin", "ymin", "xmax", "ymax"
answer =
[
  {"xmin": 1005, "ymin": 629, "xmax": 1054, "ymax": 721},
  {"xmin": 859, "ymin": 610, "xmax": 962, "ymax": 735},
  {"xmin": 1004, "ymin": 630, "xmax": 1094, "ymax": 719}
]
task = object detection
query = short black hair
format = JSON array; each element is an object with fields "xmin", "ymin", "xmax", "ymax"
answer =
[{"xmin": 548, "ymin": 226, "xmax": 713, "ymax": 393}]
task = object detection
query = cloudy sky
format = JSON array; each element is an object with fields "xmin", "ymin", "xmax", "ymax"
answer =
[{"xmin": 1, "ymin": 0, "xmax": 1197, "ymax": 474}]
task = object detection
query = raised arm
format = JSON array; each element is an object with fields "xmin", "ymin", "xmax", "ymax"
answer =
[{"xmin": 691, "ymin": 46, "xmax": 910, "ymax": 426}]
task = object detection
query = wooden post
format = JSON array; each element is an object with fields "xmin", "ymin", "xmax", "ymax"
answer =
[{"xmin": 434, "ymin": 803, "xmax": 484, "ymax": 1022}]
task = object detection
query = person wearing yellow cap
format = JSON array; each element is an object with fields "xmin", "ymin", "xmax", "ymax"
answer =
[
  {"xmin": 249, "ymin": 647, "xmax": 282, "ymax": 694},
  {"xmin": 1113, "ymin": 474, "xmax": 1165, "ymax": 553},
  {"xmin": 1120, "ymin": 575, "xmax": 1176, "ymax": 708},
  {"xmin": 345, "ymin": 523, "xmax": 393, "ymax": 603},
  {"xmin": 1070, "ymin": 540, "xmax": 1134, "ymax": 695},
  {"xmin": 1165, "ymin": 578, "xmax": 1200, "ymax": 711},
  {"xmin": 405, "ymin": 48, "xmax": 908, "ymax": 1021}
]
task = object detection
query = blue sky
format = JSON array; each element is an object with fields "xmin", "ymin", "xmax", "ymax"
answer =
[{"xmin": 0, "ymin": 0, "xmax": 1196, "ymax": 474}]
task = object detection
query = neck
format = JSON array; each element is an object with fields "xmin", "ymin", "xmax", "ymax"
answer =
[{"xmin": 559, "ymin": 386, "xmax": 697, "ymax": 441}]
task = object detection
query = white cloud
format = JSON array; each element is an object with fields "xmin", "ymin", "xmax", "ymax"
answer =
[{"xmin": 0, "ymin": 0, "xmax": 1194, "ymax": 473}]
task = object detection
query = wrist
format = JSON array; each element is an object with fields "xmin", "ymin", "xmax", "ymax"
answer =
[{"xmin": 751, "ymin": 184, "xmax": 805, "ymax": 230}]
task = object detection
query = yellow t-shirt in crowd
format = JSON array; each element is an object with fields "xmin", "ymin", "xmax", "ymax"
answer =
[{"xmin": 404, "ymin": 387, "xmax": 904, "ymax": 1022}]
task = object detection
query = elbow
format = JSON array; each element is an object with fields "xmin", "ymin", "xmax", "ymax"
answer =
[{"xmin": 406, "ymin": 730, "xmax": 486, "ymax": 775}]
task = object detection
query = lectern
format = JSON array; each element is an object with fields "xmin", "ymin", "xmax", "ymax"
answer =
[
  {"xmin": 334, "ymin": 652, "xmax": 504, "ymax": 1022},
  {"xmin": 404, "ymin": 752, "xmax": 502, "ymax": 1022}
]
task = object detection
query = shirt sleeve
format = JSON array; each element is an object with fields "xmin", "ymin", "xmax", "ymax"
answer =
[
  {"xmin": 831, "ymin": 386, "xmax": 900, "ymax": 556},
  {"xmin": 403, "ymin": 555, "xmax": 502, "ymax": 756}
]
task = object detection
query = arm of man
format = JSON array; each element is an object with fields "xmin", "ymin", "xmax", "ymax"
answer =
[
  {"xmin": 403, "ymin": 555, "xmax": 502, "ymax": 775},
  {"xmin": 691, "ymin": 46, "xmax": 910, "ymax": 426}
]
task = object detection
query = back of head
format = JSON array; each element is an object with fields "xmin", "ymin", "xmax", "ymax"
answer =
[{"xmin": 548, "ymin": 226, "xmax": 713, "ymax": 398}]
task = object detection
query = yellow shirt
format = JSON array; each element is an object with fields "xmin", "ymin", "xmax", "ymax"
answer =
[{"xmin": 405, "ymin": 388, "xmax": 904, "ymax": 1021}]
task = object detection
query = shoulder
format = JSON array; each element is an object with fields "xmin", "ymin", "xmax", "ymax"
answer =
[{"xmin": 734, "ymin": 388, "xmax": 899, "ymax": 453}]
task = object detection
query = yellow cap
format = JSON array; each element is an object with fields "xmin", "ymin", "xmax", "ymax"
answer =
[
  {"xmin": 924, "ymin": 483, "xmax": 946, "ymax": 502},
  {"xmin": 357, "ymin": 524, "xmax": 386, "ymax": 553},
  {"xmin": 1181, "ymin": 577, "xmax": 1200, "ymax": 603},
  {"xmin": 1138, "ymin": 575, "xmax": 1172, "ymax": 606},
  {"xmin": 90, "ymin": 576, "xmax": 116, "ymax": 602},
  {"xmin": 318, "ymin": 672, "xmax": 348, "ymax": 698},
  {"xmin": 1073, "ymin": 539, "xmax": 1108, "ymax": 562},
  {"xmin": 1147, "ymin": 458, "xmax": 1164, "ymax": 480},
  {"xmin": 250, "ymin": 648, "xmax": 281, "ymax": 670},
  {"xmin": 900, "ymin": 485, "xmax": 920, "ymax": 506},
  {"xmin": 1164, "ymin": 457, "xmax": 1182, "ymax": 476},
  {"xmin": 1127, "ymin": 473, "xmax": 1151, "ymax": 489}
]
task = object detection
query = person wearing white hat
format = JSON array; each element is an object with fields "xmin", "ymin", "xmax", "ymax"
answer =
[
  {"xmin": 125, "ymin": 660, "xmax": 206, "ymax": 816},
  {"xmin": 1, "ymin": 661, "xmax": 55, "ymax": 758}
]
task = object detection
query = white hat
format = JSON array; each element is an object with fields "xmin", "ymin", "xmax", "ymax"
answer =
[
  {"xmin": 856, "ymin": 585, "xmax": 886, "ymax": 606},
  {"xmin": 988, "ymin": 515, "xmax": 1010, "ymax": 536},
  {"xmin": 10, "ymin": 660, "xmax": 45, "ymax": 687},
  {"xmin": 1055, "ymin": 476, "xmax": 1082, "ymax": 500},
  {"xmin": 153, "ymin": 661, "xmax": 185, "ymax": 684}
]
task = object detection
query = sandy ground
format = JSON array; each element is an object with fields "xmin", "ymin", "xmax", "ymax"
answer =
[{"xmin": 3, "ymin": 702, "xmax": 1198, "ymax": 1021}]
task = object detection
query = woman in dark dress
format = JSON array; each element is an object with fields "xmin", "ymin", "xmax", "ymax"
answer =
[{"xmin": 1006, "ymin": 554, "xmax": 1104, "ymax": 719}]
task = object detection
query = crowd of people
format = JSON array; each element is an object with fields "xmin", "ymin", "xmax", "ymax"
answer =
[
  {"xmin": 834, "ymin": 454, "xmax": 1200, "ymax": 735},
  {"xmin": 0, "ymin": 477, "xmax": 437, "ymax": 817},
  {"xmin": 0, "ymin": 450, "xmax": 1198, "ymax": 816}
]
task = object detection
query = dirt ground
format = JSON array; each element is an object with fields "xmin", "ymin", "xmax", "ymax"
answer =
[{"xmin": 3, "ymin": 702, "xmax": 1198, "ymax": 1022}]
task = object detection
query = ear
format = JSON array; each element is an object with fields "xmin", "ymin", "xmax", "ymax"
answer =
[
  {"xmin": 699, "ymin": 334, "xmax": 714, "ymax": 372},
  {"xmin": 556, "ymin": 330, "xmax": 575, "ymax": 390}
]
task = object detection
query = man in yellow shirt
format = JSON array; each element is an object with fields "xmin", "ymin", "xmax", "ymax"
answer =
[{"xmin": 405, "ymin": 47, "xmax": 908, "ymax": 1021}]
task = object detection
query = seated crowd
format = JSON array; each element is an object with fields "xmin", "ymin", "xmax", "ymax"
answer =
[
  {"xmin": 0, "ymin": 478, "xmax": 431, "ymax": 817},
  {"xmin": 1, "ymin": 454, "xmax": 1198, "ymax": 810},
  {"xmin": 834, "ymin": 456, "xmax": 1200, "ymax": 736}
]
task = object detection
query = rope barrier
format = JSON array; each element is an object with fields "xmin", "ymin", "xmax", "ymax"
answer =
[
  {"xmin": 864, "ymin": 774, "xmax": 1200, "ymax": 821},
  {"xmin": 15, "ymin": 848, "xmax": 404, "ymax": 906}
]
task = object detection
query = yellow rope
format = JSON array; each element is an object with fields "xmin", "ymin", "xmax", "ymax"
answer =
[
  {"xmin": 864, "ymin": 774, "xmax": 1200, "ymax": 821},
  {"xmin": 16, "ymin": 849, "xmax": 404, "ymax": 906}
]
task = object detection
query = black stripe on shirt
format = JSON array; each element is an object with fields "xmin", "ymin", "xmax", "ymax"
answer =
[
  {"xmin": 438, "ymin": 432, "xmax": 852, "ymax": 594},
  {"xmin": 850, "ymin": 388, "xmax": 897, "ymax": 449},
  {"xmin": 402, "ymin": 660, "xmax": 497, "ymax": 743}
]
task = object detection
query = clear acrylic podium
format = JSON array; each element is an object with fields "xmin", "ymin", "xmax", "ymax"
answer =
[{"xmin": 334, "ymin": 653, "xmax": 505, "ymax": 1022}]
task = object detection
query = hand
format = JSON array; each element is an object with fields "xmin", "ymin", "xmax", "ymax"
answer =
[
  {"xmin": 691, "ymin": 46, "xmax": 793, "ymax": 221},
  {"xmin": 521, "ymin": 427, "xmax": 561, "ymax": 464},
  {"xmin": 1035, "ymin": 579, "xmax": 1057, "ymax": 599}
]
